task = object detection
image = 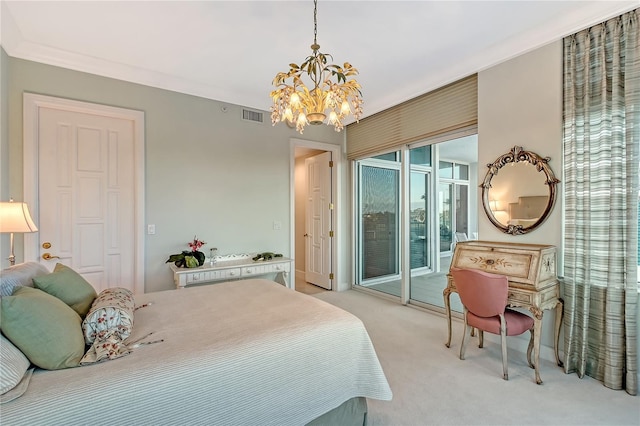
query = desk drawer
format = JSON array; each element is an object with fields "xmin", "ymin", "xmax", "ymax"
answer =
[
  {"xmin": 507, "ymin": 289, "xmax": 534, "ymax": 306},
  {"xmin": 271, "ymin": 262, "xmax": 290, "ymax": 273},
  {"xmin": 243, "ymin": 262, "xmax": 290, "ymax": 276},
  {"xmin": 242, "ymin": 265, "xmax": 268, "ymax": 276},
  {"xmin": 185, "ymin": 272, "xmax": 208, "ymax": 284},
  {"xmin": 221, "ymin": 268, "xmax": 241, "ymax": 279}
]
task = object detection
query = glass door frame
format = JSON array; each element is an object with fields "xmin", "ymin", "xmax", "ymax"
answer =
[
  {"xmin": 438, "ymin": 161, "xmax": 471, "ymax": 255},
  {"xmin": 354, "ymin": 155, "xmax": 403, "ymax": 290},
  {"xmin": 408, "ymin": 165, "xmax": 434, "ymax": 275}
]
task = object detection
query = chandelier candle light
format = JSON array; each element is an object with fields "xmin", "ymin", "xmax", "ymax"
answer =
[{"xmin": 270, "ymin": 0, "xmax": 363, "ymax": 134}]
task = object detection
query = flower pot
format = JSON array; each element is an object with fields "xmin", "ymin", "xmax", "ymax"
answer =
[{"xmin": 191, "ymin": 250, "xmax": 205, "ymax": 266}]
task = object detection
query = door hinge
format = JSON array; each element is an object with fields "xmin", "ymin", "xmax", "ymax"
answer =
[
  {"xmin": 329, "ymin": 231, "xmax": 334, "ymax": 237},
  {"xmin": 329, "ymin": 273, "xmax": 334, "ymax": 280},
  {"xmin": 329, "ymin": 160, "xmax": 334, "ymax": 168},
  {"xmin": 329, "ymin": 203, "xmax": 334, "ymax": 210}
]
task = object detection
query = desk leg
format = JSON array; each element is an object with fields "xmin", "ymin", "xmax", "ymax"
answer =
[
  {"xmin": 554, "ymin": 299, "xmax": 564, "ymax": 367},
  {"xmin": 443, "ymin": 288, "xmax": 453, "ymax": 348},
  {"xmin": 275, "ymin": 271, "xmax": 289, "ymax": 288},
  {"xmin": 530, "ymin": 308, "xmax": 544, "ymax": 385}
]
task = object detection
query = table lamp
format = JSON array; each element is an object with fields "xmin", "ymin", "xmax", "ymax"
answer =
[{"xmin": 0, "ymin": 199, "xmax": 38, "ymax": 266}]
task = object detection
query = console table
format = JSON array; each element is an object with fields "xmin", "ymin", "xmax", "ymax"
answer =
[
  {"xmin": 169, "ymin": 254, "xmax": 293, "ymax": 289},
  {"xmin": 443, "ymin": 240, "xmax": 563, "ymax": 385}
]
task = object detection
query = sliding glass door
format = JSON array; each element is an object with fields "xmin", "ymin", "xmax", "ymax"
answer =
[
  {"xmin": 353, "ymin": 137, "xmax": 476, "ymax": 312},
  {"xmin": 408, "ymin": 145, "xmax": 438, "ymax": 304},
  {"xmin": 355, "ymin": 155, "xmax": 401, "ymax": 296}
]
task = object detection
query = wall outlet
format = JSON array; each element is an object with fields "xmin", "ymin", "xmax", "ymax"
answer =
[
  {"xmin": 273, "ymin": 221, "xmax": 282, "ymax": 230},
  {"xmin": 147, "ymin": 224, "xmax": 156, "ymax": 234}
]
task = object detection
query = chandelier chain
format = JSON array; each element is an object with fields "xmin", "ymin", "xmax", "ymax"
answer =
[{"xmin": 313, "ymin": 0, "xmax": 318, "ymax": 46}]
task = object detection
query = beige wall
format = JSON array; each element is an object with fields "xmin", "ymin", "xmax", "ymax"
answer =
[
  {"xmin": 294, "ymin": 156, "xmax": 307, "ymax": 278},
  {"xmin": 1, "ymin": 49, "xmax": 9, "ymax": 258},
  {"xmin": 1, "ymin": 49, "xmax": 7, "ymax": 197},
  {"xmin": 478, "ymin": 41, "xmax": 563, "ymax": 355},
  {"xmin": 3, "ymin": 55, "xmax": 343, "ymax": 292},
  {"xmin": 478, "ymin": 41, "xmax": 563, "ymax": 247}
]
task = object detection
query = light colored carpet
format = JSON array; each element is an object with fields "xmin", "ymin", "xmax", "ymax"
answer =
[{"xmin": 312, "ymin": 289, "xmax": 639, "ymax": 426}]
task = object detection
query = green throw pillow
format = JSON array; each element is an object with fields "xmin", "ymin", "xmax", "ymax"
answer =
[
  {"xmin": 33, "ymin": 263, "xmax": 97, "ymax": 317},
  {"xmin": 1, "ymin": 286, "xmax": 85, "ymax": 370}
]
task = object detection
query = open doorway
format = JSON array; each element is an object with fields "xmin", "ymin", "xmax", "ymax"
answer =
[{"xmin": 291, "ymin": 139, "xmax": 340, "ymax": 293}]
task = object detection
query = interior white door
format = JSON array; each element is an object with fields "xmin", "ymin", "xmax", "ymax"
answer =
[
  {"xmin": 35, "ymin": 106, "xmax": 137, "ymax": 293},
  {"xmin": 305, "ymin": 151, "xmax": 332, "ymax": 289}
]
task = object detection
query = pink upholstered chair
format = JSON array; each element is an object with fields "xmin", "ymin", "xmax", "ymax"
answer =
[{"xmin": 450, "ymin": 268, "xmax": 535, "ymax": 381}]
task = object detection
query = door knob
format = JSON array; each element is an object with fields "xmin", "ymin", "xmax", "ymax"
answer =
[{"xmin": 42, "ymin": 252, "xmax": 61, "ymax": 260}]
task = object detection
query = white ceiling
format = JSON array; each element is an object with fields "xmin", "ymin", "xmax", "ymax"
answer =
[{"xmin": 1, "ymin": 1, "xmax": 637, "ymax": 121}]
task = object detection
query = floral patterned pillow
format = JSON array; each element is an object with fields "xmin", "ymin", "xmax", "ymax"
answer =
[
  {"xmin": 80, "ymin": 287, "xmax": 136, "ymax": 365},
  {"xmin": 82, "ymin": 287, "xmax": 134, "ymax": 345}
]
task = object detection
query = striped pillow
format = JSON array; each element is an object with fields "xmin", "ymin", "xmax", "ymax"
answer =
[
  {"xmin": 0, "ymin": 262, "xmax": 49, "ymax": 297},
  {"xmin": 0, "ymin": 334, "xmax": 32, "ymax": 403}
]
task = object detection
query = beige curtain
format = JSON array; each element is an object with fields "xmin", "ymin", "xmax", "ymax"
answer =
[
  {"xmin": 345, "ymin": 75, "xmax": 477, "ymax": 160},
  {"xmin": 562, "ymin": 9, "xmax": 639, "ymax": 395}
]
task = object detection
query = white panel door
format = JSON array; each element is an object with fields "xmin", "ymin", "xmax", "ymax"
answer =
[
  {"xmin": 305, "ymin": 152, "xmax": 332, "ymax": 289},
  {"xmin": 36, "ymin": 107, "xmax": 136, "ymax": 293}
]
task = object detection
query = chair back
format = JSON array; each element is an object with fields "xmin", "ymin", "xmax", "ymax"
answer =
[{"xmin": 450, "ymin": 268, "xmax": 508, "ymax": 318}]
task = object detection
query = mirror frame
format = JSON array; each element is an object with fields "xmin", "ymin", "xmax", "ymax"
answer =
[{"xmin": 481, "ymin": 146, "xmax": 560, "ymax": 235}]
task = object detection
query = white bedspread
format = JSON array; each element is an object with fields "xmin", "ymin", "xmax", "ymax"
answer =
[{"xmin": 3, "ymin": 279, "xmax": 392, "ymax": 425}]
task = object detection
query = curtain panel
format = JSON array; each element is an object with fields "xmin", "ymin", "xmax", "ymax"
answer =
[{"xmin": 562, "ymin": 8, "xmax": 639, "ymax": 395}]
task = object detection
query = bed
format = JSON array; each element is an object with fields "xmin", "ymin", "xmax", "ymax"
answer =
[
  {"xmin": 0, "ymin": 263, "xmax": 392, "ymax": 425},
  {"xmin": 507, "ymin": 195, "xmax": 547, "ymax": 227}
]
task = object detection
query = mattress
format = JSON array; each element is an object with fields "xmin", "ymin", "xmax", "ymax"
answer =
[{"xmin": 2, "ymin": 279, "xmax": 392, "ymax": 425}]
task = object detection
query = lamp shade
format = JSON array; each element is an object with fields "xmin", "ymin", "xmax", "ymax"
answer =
[{"xmin": 0, "ymin": 202, "xmax": 38, "ymax": 233}]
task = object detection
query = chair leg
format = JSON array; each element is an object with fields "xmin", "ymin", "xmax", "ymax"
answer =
[
  {"xmin": 499, "ymin": 314, "xmax": 508, "ymax": 380},
  {"xmin": 460, "ymin": 313, "xmax": 469, "ymax": 360},
  {"xmin": 478, "ymin": 330, "xmax": 484, "ymax": 348},
  {"xmin": 526, "ymin": 327, "xmax": 535, "ymax": 369}
]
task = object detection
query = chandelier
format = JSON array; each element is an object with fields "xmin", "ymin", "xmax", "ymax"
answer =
[{"xmin": 270, "ymin": 0, "xmax": 363, "ymax": 134}]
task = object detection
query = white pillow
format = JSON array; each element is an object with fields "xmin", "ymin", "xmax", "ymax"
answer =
[
  {"xmin": 0, "ymin": 334, "xmax": 33, "ymax": 403},
  {"xmin": 0, "ymin": 262, "xmax": 49, "ymax": 297}
]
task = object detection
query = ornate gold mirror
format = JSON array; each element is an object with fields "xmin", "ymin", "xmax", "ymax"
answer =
[{"xmin": 481, "ymin": 146, "xmax": 559, "ymax": 235}]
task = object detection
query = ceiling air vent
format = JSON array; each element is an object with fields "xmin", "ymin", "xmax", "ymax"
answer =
[{"xmin": 242, "ymin": 108, "xmax": 264, "ymax": 124}]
